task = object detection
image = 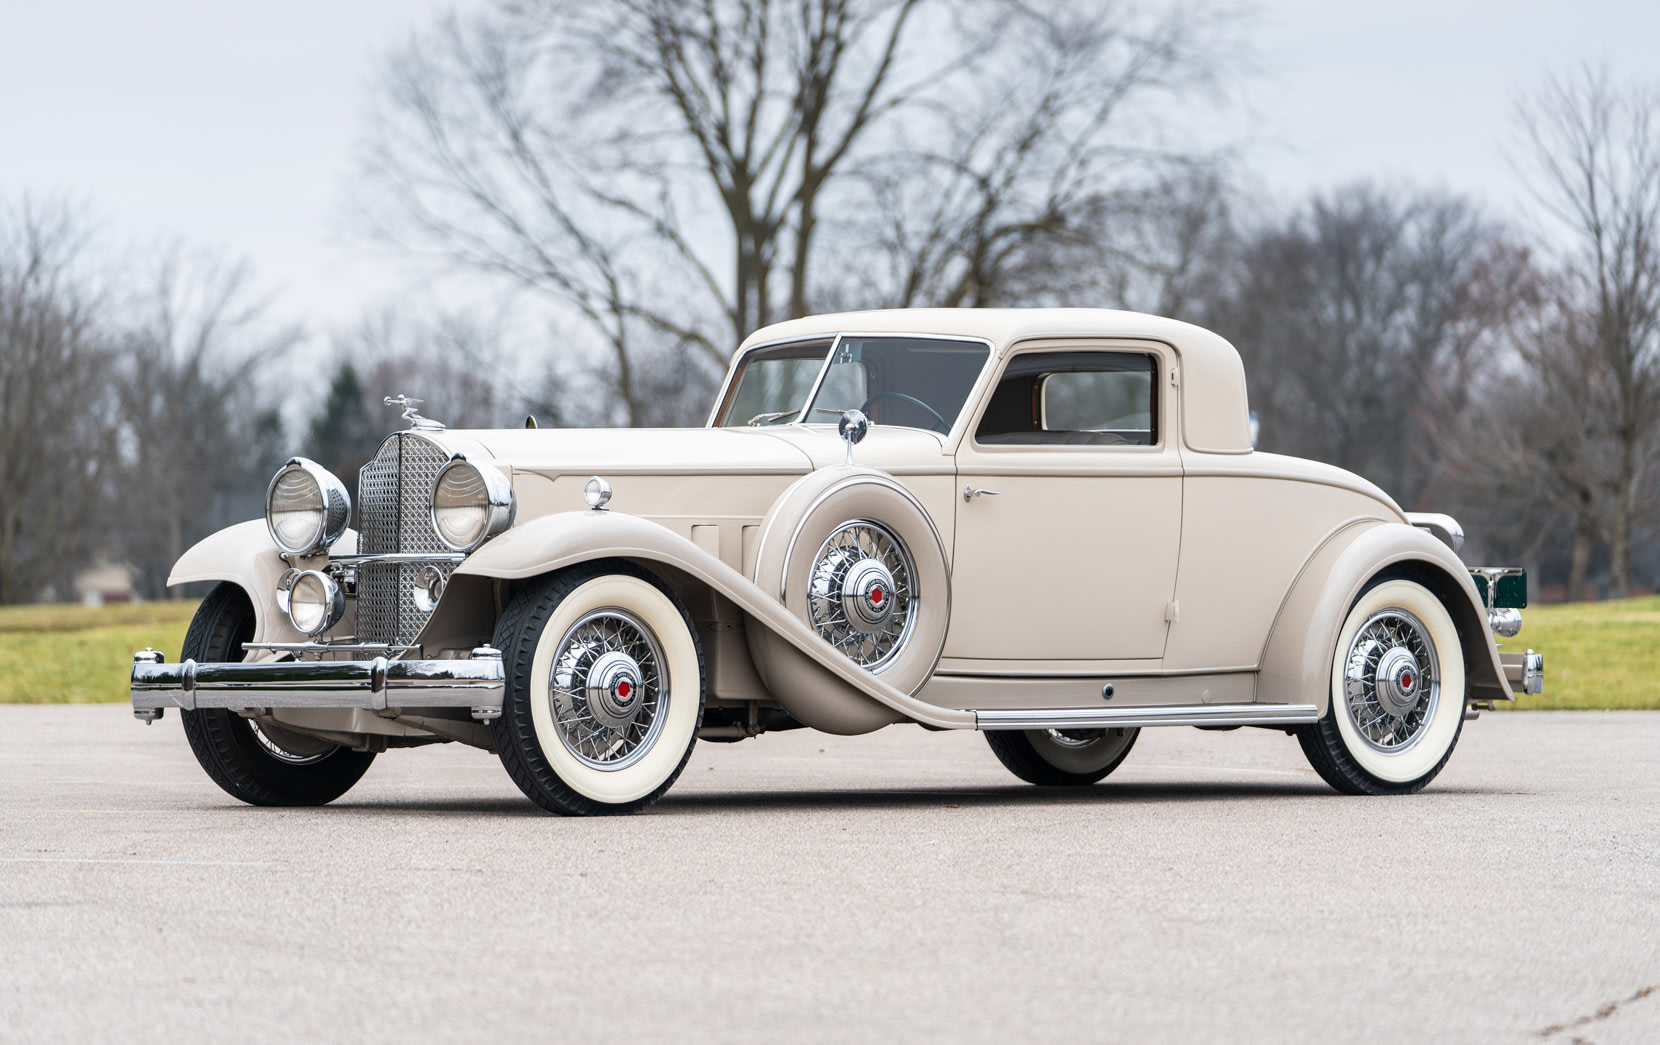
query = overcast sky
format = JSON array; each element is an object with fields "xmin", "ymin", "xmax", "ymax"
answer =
[{"xmin": 2, "ymin": 0, "xmax": 1657, "ymax": 336}]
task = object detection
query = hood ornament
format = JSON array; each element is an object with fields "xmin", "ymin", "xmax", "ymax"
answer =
[{"xmin": 384, "ymin": 394, "xmax": 446, "ymax": 431}]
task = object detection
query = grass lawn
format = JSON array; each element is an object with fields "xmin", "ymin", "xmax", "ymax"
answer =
[
  {"xmin": 0, "ymin": 594, "xmax": 1653, "ymax": 708},
  {"xmin": 1498, "ymin": 594, "xmax": 1660, "ymax": 710},
  {"xmin": 0, "ymin": 601, "xmax": 199, "ymax": 704}
]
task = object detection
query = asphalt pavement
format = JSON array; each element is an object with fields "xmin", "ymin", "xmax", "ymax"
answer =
[{"xmin": 2, "ymin": 705, "xmax": 1658, "ymax": 1043}]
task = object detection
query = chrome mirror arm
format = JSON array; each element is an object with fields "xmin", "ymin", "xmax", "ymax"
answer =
[{"xmin": 837, "ymin": 409, "xmax": 869, "ymax": 466}]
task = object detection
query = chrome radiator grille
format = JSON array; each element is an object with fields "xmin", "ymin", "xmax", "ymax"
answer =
[{"xmin": 355, "ymin": 433, "xmax": 455, "ymax": 646}]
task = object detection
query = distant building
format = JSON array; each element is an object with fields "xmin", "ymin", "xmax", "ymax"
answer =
[{"xmin": 74, "ymin": 561, "xmax": 136, "ymax": 607}]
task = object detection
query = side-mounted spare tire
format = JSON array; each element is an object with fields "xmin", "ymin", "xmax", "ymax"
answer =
[{"xmin": 745, "ymin": 467, "xmax": 951, "ymax": 734}]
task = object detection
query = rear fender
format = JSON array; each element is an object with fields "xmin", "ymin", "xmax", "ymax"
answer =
[
  {"xmin": 451, "ymin": 511, "xmax": 971, "ymax": 732},
  {"xmin": 1258, "ymin": 521, "xmax": 1508, "ymax": 713}
]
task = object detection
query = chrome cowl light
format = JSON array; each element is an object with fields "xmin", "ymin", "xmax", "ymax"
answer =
[
  {"xmin": 265, "ymin": 458, "xmax": 350, "ymax": 556},
  {"xmin": 430, "ymin": 456, "xmax": 514, "ymax": 552},
  {"xmin": 279, "ymin": 569, "xmax": 345, "ymax": 636}
]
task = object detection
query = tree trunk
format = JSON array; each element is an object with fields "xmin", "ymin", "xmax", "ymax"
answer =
[
  {"xmin": 1609, "ymin": 472, "xmax": 1631, "ymax": 600},
  {"xmin": 1566, "ymin": 518, "xmax": 1595, "ymax": 602}
]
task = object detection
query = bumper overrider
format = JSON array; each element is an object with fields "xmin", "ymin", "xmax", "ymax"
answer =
[{"xmin": 129, "ymin": 647, "xmax": 507, "ymax": 723}]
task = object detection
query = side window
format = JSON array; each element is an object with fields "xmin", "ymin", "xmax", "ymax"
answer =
[{"xmin": 975, "ymin": 351, "xmax": 1158, "ymax": 446}]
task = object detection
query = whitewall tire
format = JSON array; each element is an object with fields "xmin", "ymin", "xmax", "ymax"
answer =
[
  {"xmin": 1298, "ymin": 578, "xmax": 1466, "ymax": 795},
  {"xmin": 492, "ymin": 561, "xmax": 705, "ymax": 815}
]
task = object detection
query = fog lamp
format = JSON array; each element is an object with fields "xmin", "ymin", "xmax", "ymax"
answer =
[{"xmin": 287, "ymin": 570, "xmax": 344, "ymax": 636}]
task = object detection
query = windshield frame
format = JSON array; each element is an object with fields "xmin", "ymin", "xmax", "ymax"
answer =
[
  {"xmin": 709, "ymin": 330, "xmax": 998, "ymax": 435},
  {"xmin": 707, "ymin": 336, "xmax": 836, "ymax": 428}
]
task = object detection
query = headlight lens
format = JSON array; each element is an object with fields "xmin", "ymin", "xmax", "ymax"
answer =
[
  {"xmin": 287, "ymin": 570, "xmax": 343, "ymax": 636},
  {"xmin": 265, "ymin": 458, "xmax": 350, "ymax": 555},
  {"xmin": 431, "ymin": 456, "xmax": 515, "ymax": 551}
]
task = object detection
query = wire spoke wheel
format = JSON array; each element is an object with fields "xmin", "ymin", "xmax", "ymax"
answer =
[
  {"xmin": 1298, "ymin": 578, "xmax": 1466, "ymax": 796},
  {"xmin": 1343, "ymin": 607, "xmax": 1440, "ymax": 754},
  {"xmin": 547, "ymin": 608, "xmax": 668, "ymax": 772},
  {"xmin": 806, "ymin": 519, "xmax": 917, "ymax": 671},
  {"xmin": 246, "ymin": 720, "xmax": 334, "ymax": 765}
]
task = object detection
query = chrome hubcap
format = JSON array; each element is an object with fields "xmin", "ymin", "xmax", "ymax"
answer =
[
  {"xmin": 807, "ymin": 519, "xmax": 917, "ymax": 671},
  {"xmin": 548, "ymin": 609, "xmax": 667, "ymax": 771},
  {"xmin": 1344, "ymin": 608, "xmax": 1440, "ymax": 753},
  {"xmin": 840, "ymin": 557, "xmax": 897, "ymax": 632},
  {"xmin": 583, "ymin": 650, "xmax": 644, "ymax": 731}
]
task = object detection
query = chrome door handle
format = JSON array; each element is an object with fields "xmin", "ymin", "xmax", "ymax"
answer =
[{"xmin": 963, "ymin": 486, "xmax": 1001, "ymax": 502}]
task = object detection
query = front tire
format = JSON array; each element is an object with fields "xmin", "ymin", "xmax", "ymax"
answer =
[
  {"xmin": 491, "ymin": 561, "xmax": 706, "ymax": 816},
  {"xmin": 986, "ymin": 727, "xmax": 1139, "ymax": 785},
  {"xmin": 1297, "ymin": 578, "xmax": 1466, "ymax": 795},
  {"xmin": 178, "ymin": 583, "xmax": 376, "ymax": 806}
]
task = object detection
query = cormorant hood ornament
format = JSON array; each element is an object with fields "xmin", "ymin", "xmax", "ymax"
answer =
[{"xmin": 384, "ymin": 394, "xmax": 446, "ymax": 431}]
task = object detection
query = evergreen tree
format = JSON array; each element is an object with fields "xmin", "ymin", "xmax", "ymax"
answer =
[{"xmin": 305, "ymin": 363, "xmax": 382, "ymax": 481}]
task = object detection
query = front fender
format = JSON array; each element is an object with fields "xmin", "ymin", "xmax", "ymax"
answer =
[
  {"xmin": 452, "ymin": 511, "xmax": 973, "ymax": 731},
  {"xmin": 167, "ymin": 519, "xmax": 338, "ymax": 645},
  {"xmin": 1258, "ymin": 521, "xmax": 1509, "ymax": 713}
]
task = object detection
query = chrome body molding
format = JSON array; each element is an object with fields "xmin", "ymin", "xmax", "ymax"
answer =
[
  {"xmin": 130, "ymin": 647, "xmax": 504, "ymax": 714},
  {"xmin": 974, "ymin": 703, "xmax": 1321, "ymax": 730},
  {"xmin": 326, "ymin": 551, "xmax": 468, "ymax": 566}
]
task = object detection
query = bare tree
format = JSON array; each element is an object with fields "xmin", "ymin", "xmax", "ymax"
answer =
[
  {"xmin": 1517, "ymin": 67, "xmax": 1660, "ymax": 598},
  {"xmin": 0, "ymin": 201, "xmax": 116, "ymax": 603},
  {"xmin": 113, "ymin": 249, "xmax": 301, "ymax": 597},
  {"xmin": 359, "ymin": 0, "xmax": 937, "ymax": 423},
  {"xmin": 857, "ymin": 4, "xmax": 1239, "ymax": 310},
  {"xmin": 1201, "ymin": 185, "xmax": 1522, "ymax": 512},
  {"xmin": 358, "ymin": 0, "xmax": 1243, "ymax": 422}
]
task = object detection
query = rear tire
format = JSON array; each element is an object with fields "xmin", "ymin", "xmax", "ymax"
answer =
[
  {"xmin": 1296, "ymin": 578, "xmax": 1465, "ymax": 795},
  {"xmin": 178, "ymin": 583, "xmax": 376, "ymax": 806},
  {"xmin": 986, "ymin": 727, "xmax": 1139, "ymax": 785}
]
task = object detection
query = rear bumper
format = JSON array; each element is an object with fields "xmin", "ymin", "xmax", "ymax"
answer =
[
  {"xmin": 1499, "ymin": 648, "xmax": 1544, "ymax": 696},
  {"xmin": 129, "ymin": 647, "xmax": 506, "ymax": 721}
]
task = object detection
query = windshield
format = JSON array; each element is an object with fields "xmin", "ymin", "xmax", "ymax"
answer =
[
  {"xmin": 715, "ymin": 339, "xmax": 832, "ymax": 427},
  {"xmin": 801, "ymin": 337, "xmax": 990, "ymax": 434}
]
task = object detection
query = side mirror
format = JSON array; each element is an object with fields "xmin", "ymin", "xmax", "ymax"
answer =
[{"xmin": 837, "ymin": 409, "xmax": 870, "ymax": 466}]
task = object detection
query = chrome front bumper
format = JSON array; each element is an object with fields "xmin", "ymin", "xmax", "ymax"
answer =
[{"xmin": 129, "ymin": 647, "xmax": 506, "ymax": 722}]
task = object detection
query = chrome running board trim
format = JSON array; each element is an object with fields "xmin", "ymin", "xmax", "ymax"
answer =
[{"xmin": 974, "ymin": 703, "xmax": 1321, "ymax": 730}]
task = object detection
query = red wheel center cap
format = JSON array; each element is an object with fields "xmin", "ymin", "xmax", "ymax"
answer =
[
  {"xmin": 1400, "ymin": 672, "xmax": 1413, "ymax": 691},
  {"xmin": 617, "ymin": 680, "xmax": 632, "ymax": 699},
  {"xmin": 871, "ymin": 587, "xmax": 884, "ymax": 605}
]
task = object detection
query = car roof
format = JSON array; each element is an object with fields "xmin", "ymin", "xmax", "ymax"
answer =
[{"xmin": 739, "ymin": 308, "xmax": 1252, "ymax": 454}]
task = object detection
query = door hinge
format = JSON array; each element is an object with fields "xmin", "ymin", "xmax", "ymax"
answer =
[{"xmin": 1164, "ymin": 600, "xmax": 1180, "ymax": 622}]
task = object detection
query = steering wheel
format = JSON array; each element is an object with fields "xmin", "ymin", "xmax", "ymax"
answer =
[{"xmin": 859, "ymin": 392, "xmax": 950, "ymax": 434}]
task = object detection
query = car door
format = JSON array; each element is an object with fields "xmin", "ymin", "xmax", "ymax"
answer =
[{"xmin": 946, "ymin": 341, "xmax": 1183, "ymax": 665}]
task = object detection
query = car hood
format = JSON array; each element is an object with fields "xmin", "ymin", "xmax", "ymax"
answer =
[{"xmin": 439, "ymin": 426, "xmax": 817, "ymax": 476}]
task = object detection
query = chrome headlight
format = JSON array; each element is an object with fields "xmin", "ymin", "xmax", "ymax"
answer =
[
  {"xmin": 265, "ymin": 458, "xmax": 350, "ymax": 556},
  {"xmin": 430, "ymin": 456, "xmax": 514, "ymax": 552}
]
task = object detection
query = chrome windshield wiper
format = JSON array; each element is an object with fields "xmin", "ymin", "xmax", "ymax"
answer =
[{"xmin": 746, "ymin": 410, "xmax": 801, "ymax": 426}]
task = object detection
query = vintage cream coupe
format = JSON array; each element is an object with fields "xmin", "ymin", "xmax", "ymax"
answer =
[{"xmin": 130, "ymin": 309, "xmax": 1543, "ymax": 814}]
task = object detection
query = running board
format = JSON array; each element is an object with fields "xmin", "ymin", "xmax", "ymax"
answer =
[{"xmin": 974, "ymin": 703, "xmax": 1321, "ymax": 730}]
